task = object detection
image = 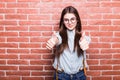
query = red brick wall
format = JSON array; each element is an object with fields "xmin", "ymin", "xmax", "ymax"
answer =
[{"xmin": 0, "ymin": 0, "xmax": 120, "ymax": 80}]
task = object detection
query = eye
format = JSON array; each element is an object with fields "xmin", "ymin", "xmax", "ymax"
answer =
[
  {"xmin": 71, "ymin": 18, "xmax": 76, "ymax": 21},
  {"xmin": 64, "ymin": 18, "xmax": 69, "ymax": 21}
]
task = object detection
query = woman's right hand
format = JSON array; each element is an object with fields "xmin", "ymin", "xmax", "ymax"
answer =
[{"xmin": 46, "ymin": 32, "xmax": 59, "ymax": 50}]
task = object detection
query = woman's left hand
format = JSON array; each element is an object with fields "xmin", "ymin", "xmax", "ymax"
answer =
[{"xmin": 79, "ymin": 32, "xmax": 90, "ymax": 50}]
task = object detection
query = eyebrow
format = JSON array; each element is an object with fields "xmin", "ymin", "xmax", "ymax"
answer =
[{"xmin": 64, "ymin": 17, "xmax": 76, "ymax": 19}]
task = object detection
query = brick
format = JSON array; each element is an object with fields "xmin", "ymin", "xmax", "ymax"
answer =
[
  {"xmin": 100, "ymin": 38, "xmax": 120, "ymax": 42},
  {"xmin": 92, "ymin": 77, "xmax": 111, "ymax": 80},
  {"xmin": 7, "ymin": 3, "xmax": 29, "ymax": 8},
  {"xmin": 20, "ymin": 54, "xmax": 41, "ymax": 59},
  {"xmin": 0, "ymin": 9, "xmax": 15, "ymax": 13},
  {"xmin": 0, "ymin": 66, "xmax": 18, "ymax": 70},
  {"xmin": 88, "ymin": 20, "xmax": 111, "ymax": 25},
  {"xmin": 86, "ymin": 49, "xmax": 99, "ymax": 54},
  {"xmin": 87, "ymin": 7, "xmax": 112, "ymax": 13},
  {"xmin": 101, "ymin": 2, "xmax": 120, "ymax": 7},
  {"xmin": 30, "ymin": 37, "xmax": 48, "ymax": 42},
  {"xmin": 113, "ymin": 8, "xmax": 120, "ymax": 13},
  {"xmin": 19, "ymin": 43, "xmax": 40, "ymax": 48},
  {"xmin": 19, "ymin": 32, "xmax": 41, "ymax": 36},
  {"xmin": 5, "ymin": 15, "xmax": 27, "ymax": 20},
  {"xmin": 17, "ymin": 9, "xmax": 39, "ymax": 14},
  {"xmin": 41, "ymin": 31, "xmax": 52, "ymax": 36},
  {"xmin": 19, "ymin": 66, "xmax": 43, "ymax": 70},
  {"xmin": 7, "ymin": 38, "xmax": 29, "ymax": 42},
  {"xmin": 42, "ymin": 54, "xmax": 54, "ymax": 59},
  {"xmin": 44, "ymin": 66, "xmax": 54, "ymax": 70},
  {"xmin": 100, "ymin": 60, "xmax": 120, "ymax": 64},
  {"xmin": 113, "ymin": 20, "xmax": 120, "ymax": 25},
  {"xmin": 0, "ymin": 71, "xmax": 5, "ymax": 76},
  {"xmin": 0, "ymin": 0, "xmax": 16, "ymax": 2},
  {"xmin": 0, "ymin": 3, "xmax": 5, "ymax": 8},
  {"xmin": 30, "ymin": 60, "xmax": 52, "ymax": 65},
  {"xmin": 19, "ymin": 21, "xmax": 41, "ymax": 25},
  {"xmin": 0, "ymin": 43, "xmax": 18, "ymax": 48},
  {"xmin": 31, "ymin": 49, "xmax": 51, "ymax": 54},
  {"xmin": 18, "ymin": 0, "xmax": 41, "ymax": 2},
  {"xmin": 0, "ymin": 15, "xmax": 4, "ymax": 19},
  {"xmin": 6, "ymin": 71, "xmax": 30, "ymax": 76},
  {"xmin": 115, "ymin": 32, "xmax": 120, "ymax": 37},
  {"xmin": 89, "ymin": 66, "xmax": 112, "ymax": 70},
  {"xmin": 22, "ymin": 77, "xmax": 44, "ymax": 80},
  {"xmin": 28, "ymin": 15, "xmax": 51, "ymax": 20},
  {"xmin": 30, "ymin": 26, "xmax": 52, "ymax": 31},
  {"xmin": 87, "ymin": 60, "xmax": 99, "ymax": 65},
  {"xmin": 0, "ymin": 49, "xmax": 5, "ymax": 53},
  {"xmin": 101, "ymin": 49, "xmax": 120, "ymax": 53},
  {"xmin": 91, "ymin": 32, "xmax": 113, "ymax": 37},
  {"xmin": 0, "ymin": 32, "xmax": 18, "ymax": 36},
  {"xmin": 0, "ymin": 60, "xmax": 6, "ymax": 65},
  {"xmin": 0, "ymin": 54, "xmax": 18, "ymax": 59},
  {"xmin": 102, "ymin": 71, "xmax": 120, "ymax": 75},
  {"xmin": 90, "ymin": 43, "xmax": 111, "ymax": 48},
  {"xmin": 87, "ymin": 71, "xmax": 100, "ymax": 76},
  {"xmin": 112, "ymin": 43, "xmax": 120, "ymax": 48},
  {"xmin": 0, "ymin": 38, "xmax": 5, "ymax": 42},
  {"xmin": 113, "ymin": 66, "xmax": 120, "ymax": 70},
  {"xmin": 89, "ymin": 54, "xmax": 112, "ymax": 59},
  {"xmin": 100, "ymin": 26, "xmax": 120, "ymax": 31},
  {"xmin": 45, "ymin": 77, "xmax": 54, "ymax": 80},
  {"xmin": 32, "ymin": 71, "xmax": 53, "ymax": 76},
  {"xmin": 0, "ymin": 21, "xmax": 17, "ymax": 25},
  {"xmin": 7, "ymin": 49, "xmax": 29, "ymax": 53},
  {"xmin": 113, "ymin": 54, "xmax": 120, "ymax": 59},
  {"xmin": 83, "ymin": 25, "xmax": 99, "ymax": 31},
  {"xmin": 7, "ymin": 60, "xmax": 29, "ymax": 65},
  {"xmin": 113, "ymin": 76, "xmax": 120, "ymax": 80}
]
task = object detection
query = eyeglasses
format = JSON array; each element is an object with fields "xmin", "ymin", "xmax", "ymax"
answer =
[{"xmin": 64, "ymin": 17, "xmax": 76, "ymax": 24}]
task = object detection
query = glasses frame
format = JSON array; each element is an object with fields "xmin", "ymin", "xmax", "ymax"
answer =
[{"xmin": 63, "ymin": 17, "xmax": 77, "ymax": 24}]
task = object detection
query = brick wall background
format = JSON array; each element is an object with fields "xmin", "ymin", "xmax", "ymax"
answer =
[{"xmin": 0, "ymin": 0, "xmax": 120, "ymax": 80}]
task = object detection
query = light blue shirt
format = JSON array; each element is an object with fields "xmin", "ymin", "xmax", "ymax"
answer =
[{"xmin": 53, "ymin": 30, "xmax": 91, "ymax": 74}]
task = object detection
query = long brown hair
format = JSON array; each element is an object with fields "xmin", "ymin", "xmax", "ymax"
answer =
[{"xmin": 55, "ymin": 6, "xmax": 83, "ymax": 58}]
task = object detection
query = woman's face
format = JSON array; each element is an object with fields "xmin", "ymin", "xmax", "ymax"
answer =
[{"xmin": 63, "ymin": 13, "xmax": 77, "ymax": 30}]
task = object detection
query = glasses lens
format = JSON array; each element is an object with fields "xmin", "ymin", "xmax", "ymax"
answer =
[
  {"xmin": 64, "ymin": 17, "xmax": 76, "ymax": 24},
  {"xmin": 71, "ymin": 18, "xmax": 76, "ymax": 23}
]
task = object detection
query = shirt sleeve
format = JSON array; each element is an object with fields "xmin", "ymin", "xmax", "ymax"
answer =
[
  {"xmin": 55, "ymin": 32, "xmax": 62, "ymax": 46},
  {"xmin": 83, "ymin": 51, "xmax": 88, "ymax": 68}
]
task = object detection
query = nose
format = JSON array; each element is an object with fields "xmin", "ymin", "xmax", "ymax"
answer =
[{"xmin": 68, "ymin": 20, "xmax": 72, "ymax": 24}]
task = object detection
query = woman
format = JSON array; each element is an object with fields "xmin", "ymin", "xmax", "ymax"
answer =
[{"xmin": 46, "ymin": 6, "xmax": 91, "ymax": 80}]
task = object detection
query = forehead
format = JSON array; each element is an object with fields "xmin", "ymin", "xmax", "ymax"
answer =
[{"xmin": 64, "ymin": 13, "xmax": 76, "ymax": 19}]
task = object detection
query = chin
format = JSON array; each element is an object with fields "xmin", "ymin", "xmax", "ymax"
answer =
[{"xmin": 67, "ymin": 27, "xmax": 75, "ymax": 31}]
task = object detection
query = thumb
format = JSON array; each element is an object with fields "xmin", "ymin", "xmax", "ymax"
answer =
[
  {"xmin": 80, "ymin": 31, "xmax": 85, "ymax": 41},
  {"xmin": 52, "ymin": 31, "xmax": 57, "ymax": 38}
]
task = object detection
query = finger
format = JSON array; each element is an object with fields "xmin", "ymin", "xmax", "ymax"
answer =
[
  {"xmin": 52, "ymin": 31, "xmax": 57, "ymax": 38},
  {"xmin": 82, "ymin": 46, "xmax": 89, "ymax": 50},
  {"xmin": 82, "ymin": 31, "xmax": 85, "ymax": 37},
  {"xmin": 46, "ymin": 43, "xmax": 53, "ymax": 49},
  {"xmin": 50, "ymin": 38, "xmax": 55, "ymax": 45},
  {"xmin": 46, "ymin": 42, "xmax": 54, "ymax": 49},
  {"xmin": 46, "ymin": 45, "xmax": 52, "ymax": 50},
  {"xmin": 80, "ymin": 31, "xmax": 86, "ymax": 41},
  {"xmin": 47, "ymin": 39, "xmax": 55, "ymax": 46}
]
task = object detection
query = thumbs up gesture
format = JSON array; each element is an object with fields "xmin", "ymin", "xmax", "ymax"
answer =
[
  {"xmin": 46, "ymin": 31, "xmax": 59, "ymax": 50},
  {"xmin": 79, "ymin": 31, "xmax": 90, "ymax": 50}
]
